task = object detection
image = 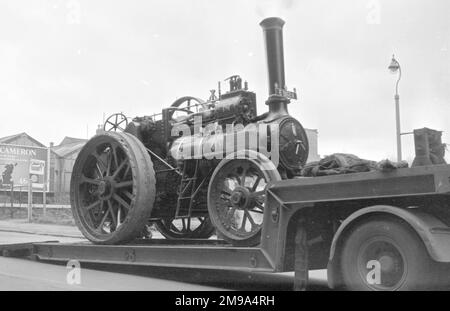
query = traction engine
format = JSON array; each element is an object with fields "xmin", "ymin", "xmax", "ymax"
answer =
[{"xmin": 70, "ymin": 18, "xmax": 310, "ymax": 246}]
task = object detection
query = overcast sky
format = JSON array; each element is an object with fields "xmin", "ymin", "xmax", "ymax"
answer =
[{"xmin": 0, "ymin": 0, "xmax": 449, "ymax": 163}]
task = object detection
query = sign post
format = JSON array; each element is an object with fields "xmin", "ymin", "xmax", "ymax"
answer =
[
  {"xmin": 44, "ymin": 146, "xmax": 51, "ymax": 217},
  {"xmin": 29, "ymin": 159, "xmax": 46, "ymax": 220},
  {"xmin": 43, "ymin": 182, "xmax": 47, "ymax": 217},
  {"xmin": 10, "ymin": 182, "xmax": 13, "ymax": 208},
  {"xmin": 27, "ymin": 178, "xmax": 32, "ymax": 223}
]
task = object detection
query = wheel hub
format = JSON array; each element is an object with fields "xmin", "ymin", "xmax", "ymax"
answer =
[
  {"xmin": 230, "ymin": 187, "xmax": 251, "ymax": 209},
  {"xmin": 358, "ymin": 239, "xmax": 406, "ymax": 290},
  {"xmin": 379, "ymin": 254, "xmax": 396, "ymax": 273},
  {"xmin": 98, "ymin": 178, "xmax": 114, "ymax": 199}
]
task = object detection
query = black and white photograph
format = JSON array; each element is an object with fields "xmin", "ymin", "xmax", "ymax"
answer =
[{"xmin": 0, "ymin": 0, "xmax": 449, "ymax": 297}]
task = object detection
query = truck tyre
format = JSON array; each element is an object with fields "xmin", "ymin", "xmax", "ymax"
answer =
[{"xmin": 340, "ymin": 217, "xmax": 436, "ymax": 291}]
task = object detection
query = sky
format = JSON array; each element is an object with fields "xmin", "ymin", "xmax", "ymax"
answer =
[{"xmin": 0, "ymin": 0, "xmax": 449, "ymax": 163}]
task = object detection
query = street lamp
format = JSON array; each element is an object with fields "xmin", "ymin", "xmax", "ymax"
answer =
[{"xmin": 388, "ymin": 55, "xmax": 402, "ymax": 161}]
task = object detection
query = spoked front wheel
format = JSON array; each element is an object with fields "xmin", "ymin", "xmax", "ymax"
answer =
[
  {"xmin": 207, "ymin": 152, "xmax": 281, "ymax": 246},
  {"xmin": 70, "ymin": 132, "xmax": 156, "ymax": 244}
]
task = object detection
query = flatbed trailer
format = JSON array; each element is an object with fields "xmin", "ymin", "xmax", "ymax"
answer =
[{"xmin": 2, "ymin": 164, "xmax": 450, "ymax": 290}]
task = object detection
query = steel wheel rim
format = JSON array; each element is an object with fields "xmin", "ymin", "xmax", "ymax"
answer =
[
  {"xmin": 357, "ymin": 236, "xmax": 408, "ymax": 291},
  {"xmin": 209, "ymin": 160, "xmax": 268, "ymax": 241},
  {"xmin": 73, "ymin": 137, "xmax": 136, "ymax": 238}
]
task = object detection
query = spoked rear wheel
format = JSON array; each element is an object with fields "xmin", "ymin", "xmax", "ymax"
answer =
[
  {"xmin": 208, "ymin": 153, "xmax": 281, "ymax": 246},
  {"xmin": 70, "ymin": 132, "xmax": 156, "ymax": 244},
  {"xmin": 155, "ymin": 217, "xmax": 215, "ymax": 239}
]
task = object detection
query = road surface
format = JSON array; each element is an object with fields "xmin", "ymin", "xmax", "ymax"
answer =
[{"xmin": 0, "ymin": 231, "xmax": 329, "ymax": 291}]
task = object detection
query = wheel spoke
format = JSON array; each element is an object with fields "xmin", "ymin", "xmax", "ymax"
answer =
[
  {"xmin": 111, "ymin": 145, "xmax": 119, "ymax": 169},
  {"xmin": 252, "ymin": 191, "xmax": 265, "ymax": 198},
  {"xmin": 95, "ymin": 164, "xmax": 104, "ymax": 178},
  {"xmin": 85, "ymin": 200, "xmax": 101, "ymax": 211},
  {"xmin": 116, "ymin": 180, "xmax": 133, "ymax": 188},
  {"xmin": 81, "ymin": 175, "xmax": 101, "ymax": 186},
  {"xmin": 254, "ymin": 201, "xmax": 265, "ymax": 211},
  {"xmin": 123, "ymin": 165, "xmax": 131, "ymax": 179},
  {"xmin": 123, "ymin": 190, "xmax": 133, "ymax": 201},
  {"xmin": 245, "ymin": 210, "xmax": 256, "ymax": 229},
  {"xmin": 251, "ymin": 176, "xmax": 262, "ymax": 192},
  {"xmin": 117, "ymin": 207, "xmax": 122, "ymax": 227},
  {"xmin": 113, "ymin": 193, "xmax": 131, "ymax": 210},
  {"xmin": 250, "ymin": 207, "xmax": 264, "ymax": 214},
  {"xmin": 240, "ymin": 166, "xmax": 248, "ymax": 186},
  {"xmin": 107, "ymin": 200, "xmax": 117, "ymax": 228},
  {"xmin": 240, "ymin": 212, "xmax": 248, "ymax": 231},
  {"xmin": 112, "ymin": 160, "xmax": 127, "ymax": 179},
  {"xmin": 229, "ymin": 174, "xmax": 241, "ymax": 186},
  {"xmin": 107, "ymin": 150, "xmax": 113, "ymax": 176},
  {"xmin": 93, "ymin": 153, "xmax": 108, "ymax": 174},
  {"xmin": 187, "ymin": 218, "xmax": 192, "ymax": 232},
  {"xmin": 226, "ymin": 207, "xmax": 237, "ymax": 220},
  {"xmin": 96, "ymin": 209, "xmax": 110, "ymax": 230}
]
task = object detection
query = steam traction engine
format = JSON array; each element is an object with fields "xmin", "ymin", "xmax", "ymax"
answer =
[{"xmin": 70, "ymin": 18, "xmax": 309, "ymax": 246}]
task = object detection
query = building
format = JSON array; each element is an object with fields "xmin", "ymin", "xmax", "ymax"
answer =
[
  {"xmin": 305, "ymin": 129, "xmax": 320, "ymax": 163},
  {"xmin": 0, "ymin": 133, "xmax": 49, "ymax": 204},
  {"xmin": 0, "ymin": 132, "xmax": 46, "ymax": 148},
  {"xmin": 50, "ymin": 137, "xmax": 87, "ymax": 203},
  {"xmin": 0, "ymin": 133, "xmax": 89, "ymax": 203}
]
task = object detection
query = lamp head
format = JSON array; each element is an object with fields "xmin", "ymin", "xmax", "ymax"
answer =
[{"xmin": 388, "ymin": 55, "xmax": 400, "ymax": 73}]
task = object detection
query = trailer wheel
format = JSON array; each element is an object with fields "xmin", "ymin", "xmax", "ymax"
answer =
[
  {"xmin": 71, "ymin": 132, "xmax": 156, "ymax": 245},
  {"xmin": 155, "ymin": 217, "xmax": 216, "ymax": 239},
  {"xmin": 340, "ymin": 217, "xmax": 435, "ymax": 291}
]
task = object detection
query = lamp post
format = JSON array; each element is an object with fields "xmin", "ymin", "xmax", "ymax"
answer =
[{"xmin": 388, "ymin": 55, "xmax": 402, "ymax": 162}]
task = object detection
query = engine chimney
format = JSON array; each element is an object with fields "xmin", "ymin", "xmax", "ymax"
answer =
[{"xmin": 260, "ymin": 17, "xmax": 290, "ymax": 121}]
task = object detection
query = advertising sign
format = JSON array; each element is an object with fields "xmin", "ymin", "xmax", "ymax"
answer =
[
  {"xmin": 0, "ymin": 144, "xmax": 49, "ymax": 192},
  {"xmin": 29, "ymin": 159, "xmax": 46, "ymax": 176}
]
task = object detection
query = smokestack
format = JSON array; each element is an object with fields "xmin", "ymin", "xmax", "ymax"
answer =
[
  {"xmin": 260, "ymin": 17, "xmax": 290, "ymax": 121},
  {"xmin": 260, "ymin": 17, "xmax": 286, "ymax": 96}
]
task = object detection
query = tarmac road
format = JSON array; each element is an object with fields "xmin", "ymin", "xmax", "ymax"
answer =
[{"xmin": 0, "ymin": 231, "xmax": 329, "ymax": 291}]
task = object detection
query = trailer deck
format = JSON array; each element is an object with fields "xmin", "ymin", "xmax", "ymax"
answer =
[
  {"xmin": 267, "ymin": 163, "xmax": 450, "ymax": 206},
  {"xmin": 30, "ymin": 239, "xmax": 275, "ymax": 272}
]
